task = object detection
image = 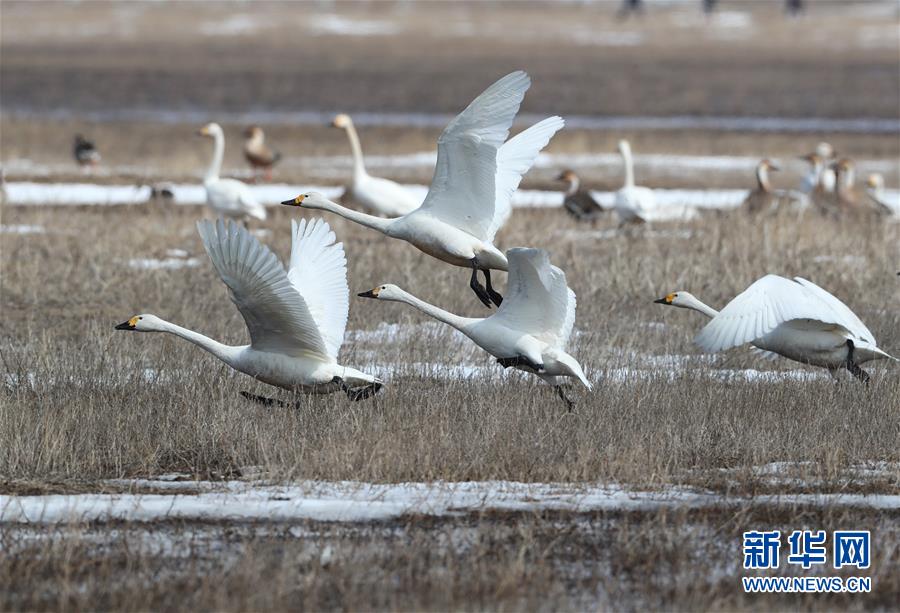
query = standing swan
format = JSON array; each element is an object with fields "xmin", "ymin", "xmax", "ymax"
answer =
[
  {"xmin": 116, "ymin": 219, "xmax": 381, "ymax": 401},
  {"xmin": 557, "ymin": 169, "xmax": 605, "ymax": 221},
  {"xmin": 654, "ymin": 275, "xmax": 896, "ymax": 382},
  {"xmin": 614, "ymin": 139, "xmax": 656, "ymax": 224},
  {"xmin": 742, "ymin": 159, "xmax": 780, "ymax": 214},
  {"xmin": 358, "ymin": 248, "xmax": 591, "ymax": 409},
  {"xmin": 283, "ymin": 72, "xmax": 564, "ymax": 308},
  {"xmin": 198, "ymin": 123, "xmax": 267, "ymax": 221},
  {"xmin": 332, "ymin": 113, "xmax": 420, "ymax": 217}
]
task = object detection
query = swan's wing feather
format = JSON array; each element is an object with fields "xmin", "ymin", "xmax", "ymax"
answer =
[
  {"xmin": 287, "ymin": 218, "xmax": 349, "ymax": 360},
  {"xmin": 492, "ymin": 248, "xmax": 573, "ymax": 348},
  {"xmin": 416, "ymin": 71, "xmax": 531, "ymax": 240},
  {"xmin": 694, "ymin": 274, "xmax": 859, "ymax": 353},
  {"xmin": 490, "ymin": 116, "xmax": 565, "ymax": 239},
  {"xmin": 197, "ymin": 219, "xmax": 330, "ymax": 360},
  {"xmin": 792, "ymin": 277, "xmax": 876, "ymax": 344}
]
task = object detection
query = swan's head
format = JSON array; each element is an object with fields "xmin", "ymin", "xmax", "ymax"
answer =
[
  {"xmin": 280, "ymin": 191, "xmax": 329, "ymax": 209},
  {"xmin": 243, "ymin": 125, "xmax": 263, "ymax": 139},
  {"xmin": 758, "ymin": 159, "xmax": 780, "ymax": 172},
  {"xmin": 799, "ymin": 152, "xmax": 823, "ymax": 166},
  {"xmin": 866, "ymin": 173, "xmax": 884, "ymax": 190},
  {"xmin": 332, "ymin": 114, "xmax": 352, "ymax": 129},
  {"xmin": 357, "ymin": 284, "xmax": 405, "ymax": 302},
  {"xmin": 556, "ymin": 169, "xmax": 578, "ymax": 182},
  {"xmin": 197, "ymin": 122, "xmax": 223, "ymax": 138},
  {"xmin": 115, "ymin": 314, "xmax": 166, "ymax": 332},
  {"xmin": 654, "ymin": 291, "xmax": 698, "ymax": 309},
  {"xmin": 816, "ymin": 142, "xmax": 834, "ymax": 159},
  {"xmin": 617, "ymin": 139, "xmax": 632, "ymax": 156}
]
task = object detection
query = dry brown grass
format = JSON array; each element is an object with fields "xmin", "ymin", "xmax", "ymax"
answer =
[
  {"xmin": 2, "ymin": 203, "xmax": 898, "ymax": 488},
  {"xmin": 1, "ymin": 506, "xmax": 897, "ymax": 612}
]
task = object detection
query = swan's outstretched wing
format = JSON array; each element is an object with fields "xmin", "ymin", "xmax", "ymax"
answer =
[
  {"xmin": 695, "ymin": 274, "xmax": 865, "ymax": 352},
  {"xmin": 417, "ymin": 72, "xmax": 560, "ymax": 242},
  {"xmin": 791, "ymin": 277, "xmax": 876, "ymax": 344},
  {"xmin": 490, "ymin": 116, "xmax": 565, "ymax": 239},
  {"xmin": 287, "ymin": 218, "xmax": 348, "ymax": 360},
  {"xmin": 197, "ymin": 219, "xmax": 330, "ymax": 360},
  {"xmin": 491, "ymin": 248, "xmax": 576, "ymax": 348}
]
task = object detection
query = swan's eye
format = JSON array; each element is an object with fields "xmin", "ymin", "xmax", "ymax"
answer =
[{"xmin": 138, "ymin": 317, "xmax": 143, "ymax": 320}]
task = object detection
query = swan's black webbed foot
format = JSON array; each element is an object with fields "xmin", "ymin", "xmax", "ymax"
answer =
[
  {"xmin": 496, "ymin": 356, "xmax": 544, "ymax": 371},
  {"xmin": 240, "ymin": 390, "xmax": 297, "ymax": 409},
  {"xmin": 469, "ymin": 260, "xmax": 493, "ymax": 308},
  {"xmin": 555, "ymin": 385, "xmax": 575, "ymax": 412},
  {"xmin": 483, "ymin": 269, "xmax": 503, "ymax": 307},
  {"xmin": 845, "ymin": 340, "xmax": 870, "ymax": 384},
  {"xmin": 333, "ymin": 377, "xmax": 382, "ymax": 402}
]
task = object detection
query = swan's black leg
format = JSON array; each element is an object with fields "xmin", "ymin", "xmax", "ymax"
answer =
[
  {"xmin": 240, "ymin": 390, "xmax": 295, "ymax": 408},
  {"xmin": 333, "ymin": 376, "xmax": 382, "ymax": 401},
  {"xmin": 555, "ymin": 385, "xmax": 575, "ymax": 412},
  {"xmin": 483, "ymin": 269, "xmax": 503, "ymax": 306},
  {"xmin": 469, "ymin": 260, "xmax": 492, "ymax": 308},
  {"xmin": 496, "ymin": 356, "xmax": 544, "ymax": 371},
  {"xmin": 845, "ymin": 340, "xmax": 870, "ymax": 384}
]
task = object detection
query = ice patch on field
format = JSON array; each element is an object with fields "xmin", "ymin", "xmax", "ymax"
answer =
[
  {"xmin": 310, "ymin": 15, "xmax": 400, "ymax": 36},
  {"xmin": 0, "ymin": 224, "xmax": 45, "ymax": 234},
  {"xmin": 3, "ymin": 478, "xmax": 898, "ymax": 525},
  {"xmin": 127, "ymin": 257, "xmax": 201, "ymax": 270},
  {"xmin": 2, "ymin": 181, "xmax": 750, "ymax": 213},
  {"xmin": 199, "ymin": 14, "xmax": 262, "ymax": 36}
]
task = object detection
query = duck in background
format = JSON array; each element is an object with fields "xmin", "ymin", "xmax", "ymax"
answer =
[
  {"xmin": 73, "ymin": 134, "xmax": 101, "ymax": 169},
  {"xmin": 556, "ymin": 169, "xmax": 605, "ymax": 221},
  {"xmin": 243, "ymin": 126, "xmax": 281, "ymax": 182}
]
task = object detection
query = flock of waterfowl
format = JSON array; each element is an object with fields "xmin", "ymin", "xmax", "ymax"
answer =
[{"xmin": 112, "ymin": 71, "xmax": 895, "ymax": 408}]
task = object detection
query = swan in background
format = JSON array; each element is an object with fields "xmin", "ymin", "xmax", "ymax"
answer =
[
  {"xmin": 832, "ymin": 158, "xmax": 858, "ymax": 212},
  {"xmin": 655, "ymin": 275, "xmax": 895, "ymax": 382},
  {"xmin": 742, "ymin": 159, "xmax": 780, "ymax": 214},
  {"xmin": 614, "ymin": 139, "xmax": 656, "ymax": 224},
  {"xmin": 332, "ymin": 113, "xmax": 420, "ymax": 217},
  {"xmin": 816, "ymin": 142, "xmax": 837, "ymax": 193},
  {"xmin": 799, "ymin": 152, "xmax": 826, "ymax": 195},
  {"xmin": 557, "ymin": 169, "xmax": 605, "ymax": 221},
  {"xmin": 198, "ymin": 122, "xmax": 266, "ymax": 221},
  {"xmin": 865, "ymin": 173, "xmax": 895, "ymax": 216},
  {"xmin": 284, "ymin": 72, "xmax": 564, "ymax": 308},
  {"xmin": 359, "ymin": 248, "xmax": 591, "ymax": 408},
  {"xmin": 73, "ymin": 134, "xmax": 100, "ymax": 168},
  {"xmin": 116, "ymin": 218, "xmax": 382, "ymax": 402},
  {"xmin": 243, "ymin": 126, "xmax": 281, "ymax": 182}
]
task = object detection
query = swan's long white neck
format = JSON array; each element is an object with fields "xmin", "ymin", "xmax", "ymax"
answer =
[
  {"xmin": 756, "ymin": 165, "xmax": 772, "ymax": 192},
  {"xmin": 305, "ymin": 198, "xmax": 394, "ymax": 233},
  {"xmin": 838, "ymin": 166, "xmax": 855, "ymax": 191},
  {"xmin": 680, "ymin": 295, "xmax": 720, "ymax": 319},
  {"xmin": 342, "ymin": 120, "xmax": 367, "ymax": 179},
  {"xmin": 620, "ymin": 143, "xmax": 635, "ymax": 188},
  {"xmin": 158, "ymin": 319, "xmax": 237, "ymax": 365},
  {"xmin": 389, "ymin": 289, "xmax": 474, "ymax": 333},
  {"xmin": 206, "ymin": 130, "xmax": 225, "ymax": 182}
]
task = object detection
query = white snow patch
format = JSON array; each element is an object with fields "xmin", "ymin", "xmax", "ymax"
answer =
[
  {"xmin": 199, "ymin": 14, "xmax": 262, "ymax": 37},
  {"xmin": 309, "ymin": 15, "xmax": 400, "ymax": 36},
  {"xmin": 127, "ymin": 257, "xmax": 201, "ymax": 270},
  {"xmin": 0, "ymin": 224, "xmax": 45, "ymax": 234},
  {"xmin": 3, "ymin": 479, "xmax": 898, "ymax": 525}
]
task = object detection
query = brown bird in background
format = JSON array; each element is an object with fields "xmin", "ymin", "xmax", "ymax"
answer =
[
  {"xmin": 557, "ymin": 169, "xmax": 605, "ymax": 221},
  {"xmin": 243, "ymin": 126, "xmax": 281, "ymax": 182},
  {"xmin": 742, "ymin": 159, "xmax": 780, "ymax": 214}
]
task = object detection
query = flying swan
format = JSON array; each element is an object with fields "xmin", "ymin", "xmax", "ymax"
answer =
[
  {"xmin": 116, "ymin": 218, "xmax": 381, "ymax": 402},
  {"xmin": 283, "ymin": 71, "xmax": 564, "ymax": 308},
  {"xmin": 655, "ymin": 275, "xmax": 896, "ymax": 382},
  {"xmin": 358, "ymin": 248, "xmax": 591, "ymax": 408},
  {"xmin": 332, "ymin": 113, "xmax": 421, "ymax": 217},
  {"xmin": 198, "ymin": 122, "xmax": 267, "ymax": 221}
]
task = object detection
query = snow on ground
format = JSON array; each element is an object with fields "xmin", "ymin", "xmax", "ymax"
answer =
[
  {"xmin": 0, "ymin": 224, "xmax": 45, "ymax": 234},
  {"xmin": 3, "ymin": 478, "xmax": 898, "ymax": 525},
  {"xmin": 2, "ymin": 180, "xmax": 750, "ymax": 215}
]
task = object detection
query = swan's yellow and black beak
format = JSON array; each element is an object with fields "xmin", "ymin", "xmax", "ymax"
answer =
[
  {"xmin": 654, "ymin": 293, "xmax": 675, "ymax": 305},
  {"xmin": 358, "ymin": 287, "xmax": 380, "ymax": 299},
  {"xmin": 115, "ymin": 316, "xmax": 138, "ymax": 330},
  {"xmin": 281, "ymin": 194, "xmax": 305, "ymax": 206}
]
